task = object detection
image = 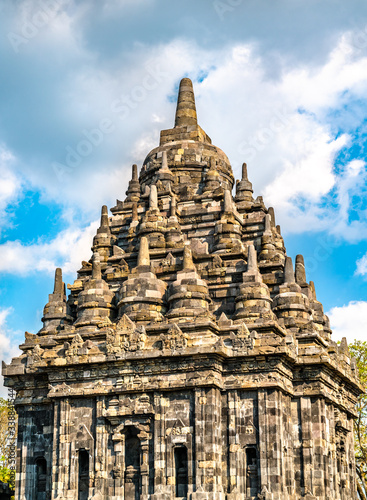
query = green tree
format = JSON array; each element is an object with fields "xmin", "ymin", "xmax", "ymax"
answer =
[
  {"xmin": 0, "ymin": 397, "xmax": 17, "ymax": 492},
  {"xmin": 349, "ymin": 340, "xmax": 367, "ymax": 500}
]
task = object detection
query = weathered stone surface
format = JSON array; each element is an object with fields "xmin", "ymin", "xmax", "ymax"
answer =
[{"xmin": 3, "ymin": 78, "xmax": 363, "ymax": 500}]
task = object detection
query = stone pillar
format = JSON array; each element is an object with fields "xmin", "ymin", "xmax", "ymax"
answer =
[
  {"xmin": 16, "ymin": 407, "xmax": 33, "ymax": 500},
  {"xmin": 311, "ymin": 398, "xmax": 326, "ymax": 498},
  {"xmin": 226, "ymin": 390, "xmax": 250, "ymax": 499},
  {"xmin": 300, "ymin": 397, "xmax": 316, "ymax": 498},
  {"xmin": 138, "ymin": 432, "xmax": 150, "ymax": 498},
  {"xmin": 94, "ymin": 397, "xmax": 108, "ymax": 498},
  {"xmin": 51, "ymin": 400, "xmax": 61, "ymax": 500},
  {"xmin": 151, "ymin": 393, "xmax": 171, "ymax": 499},
  {"xmin": 258, "ymin": 389, "xmax": 288, "ymax": 499},
  {"xmin": 330, "ymin": 405, "xmax": 339, "ymax": 500},
  {"xmin": 227, "ymin": 391, "xmax": 238, "ymax": 495},
  {"xmin": 192, "ymin": 388, "xmax": 224, "ymax": 500},
  {"xmin": 324, "ymin": 403, "xmax": 335, "ymax": 499},
  {"xmin": 347, "ymin": 414, "xmax": 358, "ymax": 499},
  {"xmin": 291, "ymin": 398, "xmax": 303, "ymax": 498},
  {"xmin": 112, "ymin": 434, "xmax": 125, "ymax": 499},
  {"xmin": 53, "ymin": 398, "xmax": 72, "ymax": 499}
]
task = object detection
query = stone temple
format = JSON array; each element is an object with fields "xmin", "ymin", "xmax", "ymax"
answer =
[{"xmin": 3, "ymin": 78, "xmax": 363, "ymax": 500}]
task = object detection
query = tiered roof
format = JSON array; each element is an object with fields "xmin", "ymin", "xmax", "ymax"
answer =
[{"xmin": 3, "ymin": 78, "xmax": 361, "ymax": 412}]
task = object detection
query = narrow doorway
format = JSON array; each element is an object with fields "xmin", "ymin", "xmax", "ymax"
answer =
[
  {"xmin": 174, "ymin": 446, "xmax": 188, "ymax": 498},
  {"xmin": 78, "ymin": 449, "xmax": 89, "ymax": 500},
  {"xmin": 35, "ymin": 457, "xmax": 47, "ymax": 500}
]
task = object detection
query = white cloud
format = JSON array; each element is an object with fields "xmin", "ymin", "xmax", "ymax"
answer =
[
  {"xmin": 192, "ymin": 38, "xmax": 367, "ymax": 238},
  {"xmin": 0, "ymin": 146, "xmax": 24, "ymax": 233},
  {"xmin": 39, "ymin": 37, "xmax": 367, "ymax": 237},
  {"xmin": 47, "ymin": 164, "xmax": 130, "ymax": 216},
  {"xmin": 3, "ymin": 27, "xmax": 367, "ymax": 242},
  {"xmin": 101, "ymin": 0, "xmax": 154, "ymax": 13},
  {"xmin": 0, "ymin": 309, "xmax": 20, "ymax": 361},
  {"xmin": 0, "ymin": 308, "xmax": 21, "ymax": 398},
  {"xmin": 0, "ymin": 219, "xmax": 98, "ymax": 276},
  {"xmin": 356, "ymin": 253, "xmax": 367, "ymax": 276},
  {"xmin": 280, "ymin": 39, "xmax": 367, "ymax": 113},
  {"xmin": 4, "ymin": 0, "xmax": 82, "ymax": 62},
  {"xmin": 329, "ymin": 159, "xmax": 367, "ymax": 241},
  {"xmin": 328, "ymin": 300, "xmax": 367, "ymax": 343}
]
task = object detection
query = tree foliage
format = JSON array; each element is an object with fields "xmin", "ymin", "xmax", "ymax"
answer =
[
  {"xmin": 349, "ymin": 340, "xmax": 367, "ymax": 499},
  {"xmin": 0, "ymin": 397, "xmax": 17, "ymax": 491}
]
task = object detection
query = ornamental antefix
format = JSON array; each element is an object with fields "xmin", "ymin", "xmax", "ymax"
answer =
[{"xmin": 3, "ymin": 78, "xmax": 363, "ymax": 500}]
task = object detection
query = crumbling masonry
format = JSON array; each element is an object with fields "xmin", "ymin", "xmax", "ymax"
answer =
[{"xmin": 3, "ymin": 78, "xmax": 363, "ymax": 500}]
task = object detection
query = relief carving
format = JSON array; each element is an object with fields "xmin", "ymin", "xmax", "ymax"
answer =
[
  {"xmin": 160, "ymin": 323, "xmax": 189, "ymax": 350},
  {"xmin": 123, "ymin": 325, "xmax": 146, "ymax": 352},
  {"xmin": 28, "ymin": 344, "xmax": 44, "ymax": 364},
  {"xmin": 230, "ymin": 323, "xmax": 254, "ymax": 352},
  {"xmin": 65, "ymin": 333, "xmax": 84, "ymax": 357},
  {"xmin": 106, "ymin": 317, "xmax": 146, "ymax": 353}
]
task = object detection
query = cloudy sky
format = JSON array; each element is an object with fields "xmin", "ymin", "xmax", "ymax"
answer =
[{"xmin": 1, "ymin": 0, "xmax": 367, "ymax": 392}]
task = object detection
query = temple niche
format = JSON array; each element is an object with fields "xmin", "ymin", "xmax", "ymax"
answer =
[{"xmin": 3, "ymin": 78, "xmax": 363, "ymax": 500}]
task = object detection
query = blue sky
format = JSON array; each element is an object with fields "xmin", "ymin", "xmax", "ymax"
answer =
[{"xmin": 1, "ymin": 0, "xmax": 367, "ymax": 392}]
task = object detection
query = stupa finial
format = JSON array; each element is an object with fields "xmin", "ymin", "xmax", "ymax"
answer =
[
  {"xmin": 137, "ymin": 236, "xmax": 150, "ymax": 267},
  {"xmin": 224, "ymin": 189, "xmax": 233, "ymax": 213},
  {"xmin": 183, "ymin": 244, "xmax": 195, "ymax": 270},
  {"xmin": 295, "ymin": 254, "xmax": 307, "ymax": 283},
  {"xmin": 175, "ymin": 78, "xmax": 198, "ymax": 128},
  {"xmin": 100, "ymin": 205, "xmax": 109, "ymax": 228},
  {"xmin": 171, "ymin": 196, "xmax": 177, "ymax": 217},
  {"xmin": 132, "ymin": 202, "xmax": 138, "ymax": 222},
  {"xmin": 132, "ymin": 164, "xmax": 138, "ymax": 181},
  {"xmin": 284, "ymin": 256, "xmax": 295, "ymax": 284},
  {"xmin": 161, "ymin": 151, "xmax": 169, "ymax": 170},
  {"xmin": 92, "ymin": 252, "xmax": 102, "ymax": 280},
  {"xmin": 264, "ymin": 214, "xmax": 272, "ymax": 234},
  {"xmin": 247, "ymin": 244, "xmax": 258, "ymax": 272},
  {"xmin": 268, "ymin": 207, "xmax": 276, "ymax": 228},
  {"xmin": 53, "ymin": 268, "xmax": 64, "ymax": 296},
  {"xmin": 149, "ymin": 184, "xmax": 158, "ymax": 210},
  {"xmin": 242, "ymin": 162, "xmax": 248, "ymax": 181}
]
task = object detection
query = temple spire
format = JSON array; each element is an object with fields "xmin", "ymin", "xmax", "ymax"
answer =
[
  {"xmin": 264, "ymin": 214, "xmax": 272, "ymax": 234},
  {"xmin": 242, "ymin": 162, "xmax": 248, "ymax": 181},
  {"xmin": 39, "ymin": 267, "xmax": 70, "ymax": 334},
  {"xmin": 175, "ymin": 78, "xmax": 198, "ymax": 127},
  {"xmin": 247, "ymin": 244, "xmax": 258, "ymax": 272},
  {"xmin": 171, "ymin": 196, "xmax": 177, "ymax": 217},
  {"xmin": 295, "ymin": 254, "xmax": 307, "ymax": 284},
  {"xmin": 92, "ymin": 252, "xmax": 102, "ymax": 280},
  {"xmin": 310, "ymin": 280, "xmax": 317, "ymax": 300},
  {"xmin": 161, "ymin": 151, "xmax": 169, "ymax": 171},
  {"xmin": 137, "ymin": 236, "xmax": 150, "ymax": 267},
  {"xmin": 132, "ymin": 202, "xmax": 138, "ymax": 222},
  {"xmin": 93, "ymin": 205, "xmax": 112, "ymax": 255},
  {"xmin": 235, "ymin": 162, "xmax": 253, "ymax": 207},
  {"xmin": 183, "ymin": 244, "xmax": 195, "ymax": 270},
  {"xmin": 224, "ymin": 189, "xmax": 233, "ymax": 213},
  {"xmin": 149, "ymin": 184, "xmax": 158, "ymax": 210},
  {"xmin": 100, "ymin": 205, "xmax": 109, "ymax": 230},
  {"xmin": 284, "ymin": 256, "xmax": 295, "ymax": 284},
  {"xmin": 125, "ymin": 164, "xmax": 141, "ymax": 203},
  {"xmin": 132, "ymin": 163, "xmax": 138, "ymax": 181},
  {"xmin": 53, "ymin": 268, "xmax": 64, "ymax": 296},
  {"xmin": 268, "ymin": 207, "xmax": 276, "ymax": 228}
]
